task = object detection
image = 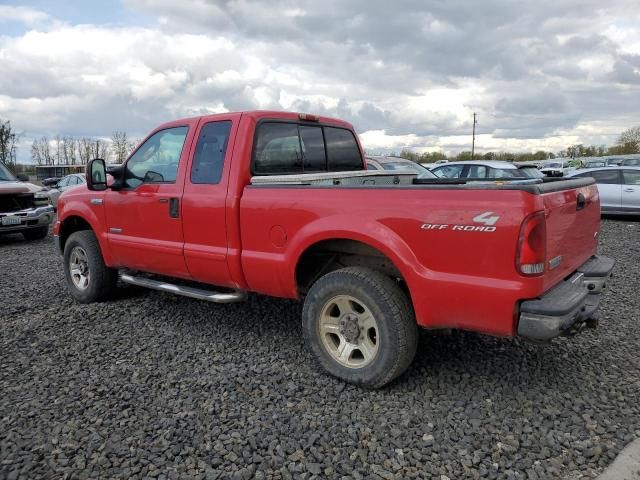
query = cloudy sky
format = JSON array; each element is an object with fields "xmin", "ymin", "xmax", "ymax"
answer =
[{"xmin": 1, "ymin": 0, "xmax": 639, "ymax": 163}]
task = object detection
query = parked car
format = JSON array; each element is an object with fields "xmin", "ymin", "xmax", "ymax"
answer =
[
  {"xmin": 432, "ymin": 159, "xmax": 448, "ymax": 165},
  {"xmin": 47, "ymin": 173, "xmax": 86, "ymax": 209},
  {"xmin": 621, "ymin": 158, "xmax": 640, "ymax": 167},
  {"xmin": 566, "ymin": 166, "xmax": 640, "ymax": 215},
  {"xmin": 42, "ymin": 177, "xmax": 62, "ymax": 187},
  {"xmin": 606, "ymin": 157, "xmax": 624, "ymax": 166},
  {"xmin": 583, "ymin": 160, "xmax": 607, "ymax": 169},
  {"xmin": 53, "ymin": 110, "xmax": 613, "ymax": 388},
  {"xmin": 366, "ymin": 156, "xmax": 436, "ymax": 178},
  {"xmin": 430, "ymin": 160, "xmax": 532, "ymax": 179},
  {"xmin": 540, "ymin": 160, "xmax": 566, "ymax": 177},
  {"xmin": 0, "ymin": 161, "xmax": 54, "ymax": 240}
]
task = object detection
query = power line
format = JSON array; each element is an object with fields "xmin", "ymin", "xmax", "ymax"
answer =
[{"xmin": 471, "ymin": 112, "xmax": 478, "ymax": 160}]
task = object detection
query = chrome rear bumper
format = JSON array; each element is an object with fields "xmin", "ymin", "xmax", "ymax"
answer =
[{"xmin": 517, "ymin": 255, "xmax": 615, "ymax": 341}]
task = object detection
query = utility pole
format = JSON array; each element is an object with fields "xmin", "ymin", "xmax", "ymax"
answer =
[{"xmin": 471, "ymin": 112, "xmax": 478, "ymax": 160}]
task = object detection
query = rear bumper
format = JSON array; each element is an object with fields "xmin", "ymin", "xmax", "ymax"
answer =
[
  {"xmin": 517, "ymin": 255, "xmax": 615, "ymax": 341},
  {"xmin": 0, "ymin": 206, "xmax": 55, "ymax": 234}
]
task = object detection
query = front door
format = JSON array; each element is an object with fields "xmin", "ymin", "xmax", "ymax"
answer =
[
  {"xmin": 588, "ymin": 169, "xmax": 622, "ymax": 212},
  {"xmin": 621, "ymin": 169, "xmax": 640, "ymax": 211},
  {"xmin": 105, "ymin": 124, "xmax": 195, "ymax": 278},
  {"xmin": 181, "ymin": 115, "xmax": 239, "ymax": 287}
]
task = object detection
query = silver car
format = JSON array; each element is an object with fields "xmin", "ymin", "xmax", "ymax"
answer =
[
  {"xmin": 365, "ymin": 156, "xmax": 437, "ymax": 178},
  {"xmin": 566, "ymin": 167, "xmax": 640, "ymax": 215},
  {"xmin": 430, "ymin": 160, "xmax": 535, "ymax": 179},
  {"xmin": 48, "ymin": 173, "xmax": 86, "ymax": 209}
]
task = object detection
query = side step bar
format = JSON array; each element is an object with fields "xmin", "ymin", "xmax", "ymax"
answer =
[{"xmin": 119, "ymin": 273, "xmax": 247, "ymax": 304}]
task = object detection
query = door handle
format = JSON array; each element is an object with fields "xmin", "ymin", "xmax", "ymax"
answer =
[
  {"xmin": 624, "ymin": 188, "xmax": 635, "ymax": 192},
  {"xmin": 159, "ymin": 198, "xmax": 169, "ymax": 203},
  {"xmin": 169, "ymin": 198, "xmax": 179, "ymax": 218}
]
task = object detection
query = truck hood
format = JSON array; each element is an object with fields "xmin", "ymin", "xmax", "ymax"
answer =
[{"xmin": 0, "ymin": 181, "xmax": 44, "ymax": 194}]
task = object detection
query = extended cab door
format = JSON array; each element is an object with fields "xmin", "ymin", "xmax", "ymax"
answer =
[
  {"xmin": 104, "ymin": 122, "xmax": 196, "ymax": 277},
  {"xmin": 180, "ymin": 114, "xmax": 240, "ymax": 287}
]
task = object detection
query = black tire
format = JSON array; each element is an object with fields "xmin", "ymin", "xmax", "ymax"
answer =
[
  {"xmin": 22, "ymin": 226, "xmax": 49, "ymax": 240},
  {"xmin": 63, "ymin": 230, "xmax": 118, "ymax": 303},
  {"xmin": 302, "ymin": 267, "xmax": 418, "ymax": 388}
]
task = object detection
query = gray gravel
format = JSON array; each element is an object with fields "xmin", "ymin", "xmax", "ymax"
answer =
[{"xmin": 1, "ymin": 218, "xmax": 639, "ymax": 480}]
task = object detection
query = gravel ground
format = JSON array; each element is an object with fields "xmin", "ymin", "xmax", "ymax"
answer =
[{"xmin": 1, "ymin": 218, "xmax": 639, "ymax": 480}]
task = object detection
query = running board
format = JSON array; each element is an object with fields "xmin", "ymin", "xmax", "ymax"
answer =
[{"xmin": 119, "ymin": 273, "xmax": 247, "ymax": 303}]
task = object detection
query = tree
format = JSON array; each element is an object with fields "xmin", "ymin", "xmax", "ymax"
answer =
[
  {"xmin": 61, "ymin": 136, "xmax": 77, "ymax": 165},
  {"xmin": 0, "ymin": 119, "xmax": 18, "ymax": 169},
  {"xmin": 30, "ymin": 137, "xmax": 54, "ymax": 165},
  {"xmin": 111, "ymin": 131, "xmax": 137, "ymax": 164},
  {"xmin": 456, "ymin": 151, "xmax": 474, "ymax": 161},
  {"xmin": 617, "ymin": 126, "xmax": 640, "ymax": 153}
]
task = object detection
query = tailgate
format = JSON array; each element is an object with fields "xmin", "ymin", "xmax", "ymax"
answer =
[{"xmin": 540, "ymin": 181, "xmax": 600, "ymax": 291}]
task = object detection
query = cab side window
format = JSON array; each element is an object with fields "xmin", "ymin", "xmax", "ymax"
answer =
[
  {"xmin": 191, "ymin": 121, "xmax": 232, "ymax": 184},
  {"xmin": 125, "ymin": 126, "xmax": 188, "ymax": 188}
]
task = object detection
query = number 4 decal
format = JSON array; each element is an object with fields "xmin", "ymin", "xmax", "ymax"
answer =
[{"xmin": 473, "ymin": 211, "xmax": 500, "ymax": 226}]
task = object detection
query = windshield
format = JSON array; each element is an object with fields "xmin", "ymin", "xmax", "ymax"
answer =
[
  {"xmin": 0, "ymin": 162, "xmax": 17, "ymax": 182},
  {"xmin": 518, "ymin": 167, "xmax": 544, "ymax": 178},
  {"xmin": 381, "ymin": 161, "xmax": 437, "ymax": 178},
  {"xmin": 543, "ymin": 162, "xmax": 563, "ymax": 168},
  {"xmin": 622, "ymin": 159, "xmax": 640, "ymax": 166}
]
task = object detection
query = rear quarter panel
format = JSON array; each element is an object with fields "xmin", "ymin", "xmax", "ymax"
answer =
[{"xmin": 240, "ymin": 186, "xmax": 548, "ymax": 337}]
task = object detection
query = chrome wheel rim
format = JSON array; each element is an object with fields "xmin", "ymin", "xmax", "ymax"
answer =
[
  {"xmin": 69, "ymin": 246, "xmax": 90, "ymax": 290},
  {"xmin": 319, "ymin": 294, "xmax": 379, "ymax": 369}
]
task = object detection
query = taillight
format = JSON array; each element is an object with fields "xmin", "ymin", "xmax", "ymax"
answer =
[{"xmin": 516, "ymin": 211, "xmax": 546, "ymax": 276}]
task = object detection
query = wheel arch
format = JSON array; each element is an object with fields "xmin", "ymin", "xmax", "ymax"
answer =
[
  {"xmin": 58, "ymin": 209, "xmax": 113, "ymax": 265},
  {"xmin": 289, "ymin": 221, "xmax": 424, "ymax": 307}
]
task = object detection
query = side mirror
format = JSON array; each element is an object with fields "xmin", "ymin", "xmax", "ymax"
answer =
[
  {"xmin": 87, "ymin": 158, "xmax": 107, "ymax": 191},
  {"xmin": 16, "ymin": 174, "xmax": 29, "ymax": 182}
]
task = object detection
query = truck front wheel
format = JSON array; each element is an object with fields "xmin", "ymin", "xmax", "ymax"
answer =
[
  {"xmin": 302, "ymin": 267, "xmax": 418, "ymax": 388},
  {"xmin": 63, "ymin": 230, "xmax": 117, "ymax": 303}
]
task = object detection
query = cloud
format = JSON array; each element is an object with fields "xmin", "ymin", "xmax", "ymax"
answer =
[
  {"xmin": 1, "ymin": 0, "xmax": 640, "ymax": 162},
  {"xmin": 0, "ymin": 5, "xmax": 49, "ymax": 26}
]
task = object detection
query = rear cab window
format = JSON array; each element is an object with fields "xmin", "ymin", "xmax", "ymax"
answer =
[{"xmin": 253, "ymin": 122, "xmax": 363, "ymax": 175}]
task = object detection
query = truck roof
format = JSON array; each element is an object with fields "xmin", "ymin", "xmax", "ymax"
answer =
[{"xmin": 155, "ymin": 110, "xmax": 355, "ymax": 132}]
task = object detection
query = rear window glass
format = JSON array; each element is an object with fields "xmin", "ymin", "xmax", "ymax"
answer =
[
  {"xmin": 325, "ymin": 127, "xmax": 362, "ymax": 171},
  {"xmin": 299, "ymin": 125, "xmax": 326, "ymax": 172},
  {"xmin": 253, "ymin": 122, "xmax": 363, "ymax": 175},
  {"xmin": 254, "ymin": 123, "xmax": 302, "ymax": 174}
]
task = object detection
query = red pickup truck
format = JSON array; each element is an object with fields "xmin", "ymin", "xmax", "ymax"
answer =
[{"xmin": 53, "ymin": 110, "xmax": 614, "ymax": 388}]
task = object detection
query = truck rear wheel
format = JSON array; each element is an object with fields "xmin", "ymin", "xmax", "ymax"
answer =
[
  {"xmin": 63, "ymin": 230, "xmax": 117, "ymax": 303},
  {"xmin": 302, "ymin": 267, "xmax": 418, "ymax": 388}
]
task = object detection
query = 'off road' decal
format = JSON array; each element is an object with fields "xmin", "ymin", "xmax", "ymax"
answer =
[{"xmin": 421, "ymin": 212, "xmax": 500, "ymax": 233}]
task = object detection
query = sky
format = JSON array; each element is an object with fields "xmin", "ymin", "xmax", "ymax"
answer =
[{"xmin": 1, "ymin": 0, "xmax": 640, "ymax": 163}]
